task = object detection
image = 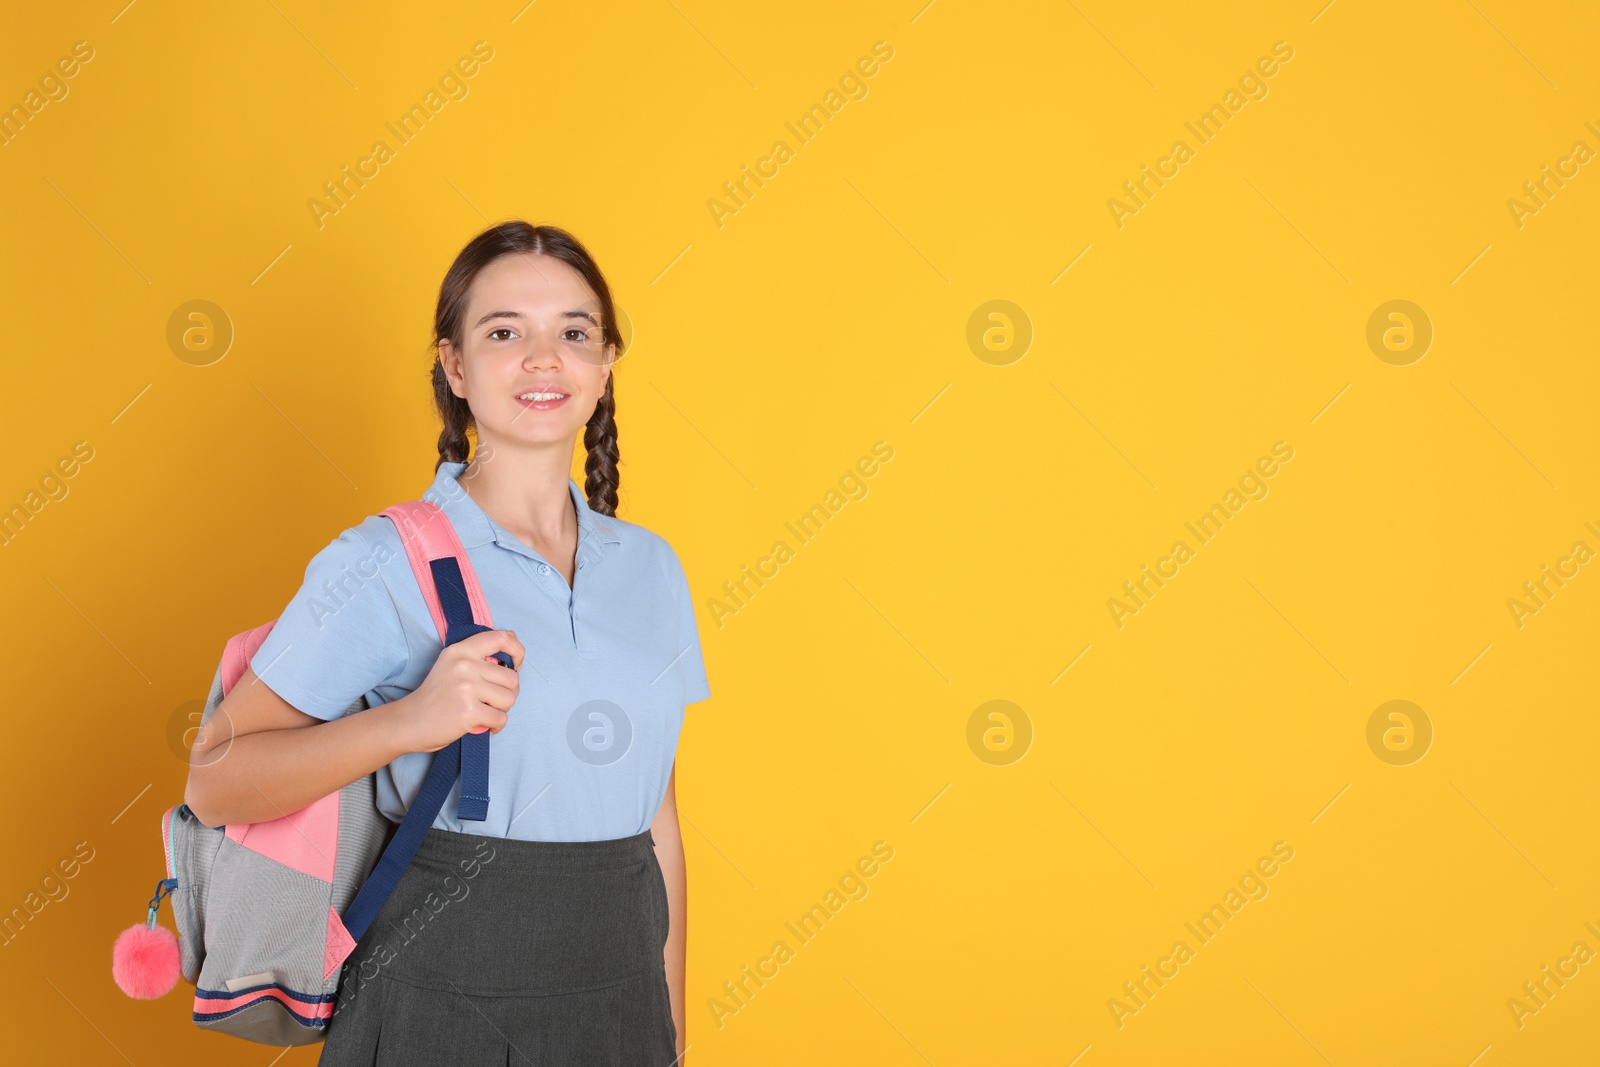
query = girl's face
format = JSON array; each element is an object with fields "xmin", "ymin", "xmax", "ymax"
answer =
[{"xmin": 438, "ymin": 253, "xmax": 616, "ymax": 453}]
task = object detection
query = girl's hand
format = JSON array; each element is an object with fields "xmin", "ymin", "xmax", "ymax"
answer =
[{"xmin": 393, "ymin": 629, "xmax": 525, "ymax": 753}]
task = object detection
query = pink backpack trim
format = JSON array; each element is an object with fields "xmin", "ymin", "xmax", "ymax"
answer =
[
  {"xmin": 381, "ymin": 500, "xmax": 495, "ymax": 645},
  {"xmin": 216, "ymin": 619, "xmax": 344, "ymax": 883},
  {"xmin": 221, "ymin": 620, "xmax": 276, "ymax": 692}
]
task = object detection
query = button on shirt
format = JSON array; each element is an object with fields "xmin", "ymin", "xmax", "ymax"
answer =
[{"xmin": 248, "ymin": 461, "xmax": 711, "ymax": 842}]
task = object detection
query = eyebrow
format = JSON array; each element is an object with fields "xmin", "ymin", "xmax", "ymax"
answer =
[{"xmin": 472, "ymin": 308, "xmax": 598, "ymax": 329}]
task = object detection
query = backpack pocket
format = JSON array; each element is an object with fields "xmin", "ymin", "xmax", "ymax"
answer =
[{"xmin": 162, "ymin": 802, "xmax": 220, "ymax": 986}]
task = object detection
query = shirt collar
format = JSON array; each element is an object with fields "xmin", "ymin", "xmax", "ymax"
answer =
[{"xmin": 423, "ymin": 461, "xmax": 622, "ymax": 552}]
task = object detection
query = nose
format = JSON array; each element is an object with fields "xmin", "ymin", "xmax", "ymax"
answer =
[{"xmin": 523, "ymin": 329, "xmax": 563, "ymax": 366}]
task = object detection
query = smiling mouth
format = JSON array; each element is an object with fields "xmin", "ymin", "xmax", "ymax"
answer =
[{"xmin": 514, "ymin": 390, "xmax": 570, "ymax": 411}]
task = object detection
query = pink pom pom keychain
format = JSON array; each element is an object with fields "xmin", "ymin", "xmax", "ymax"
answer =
[{"xmin": 112, "ymin": 877, "xmax": 181, "ymax": 1000}]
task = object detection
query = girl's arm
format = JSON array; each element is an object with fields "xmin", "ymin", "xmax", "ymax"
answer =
[
  {"xmin": 185, "ymin": 629, "xmax": 524, "ymax": 827},
  {"xmin": 651, "ymin": 763, "xmax": 688, "ymax": 1064},
  {"xmin": 184, "ymin": 666, "xmax": 415, "ymax": 826}
]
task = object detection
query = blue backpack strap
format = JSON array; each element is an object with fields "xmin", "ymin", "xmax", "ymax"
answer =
[
  {"xmin": 341, "ymin": 513, "xmax": 512, "ymax": 945},
  {"xmin": 430, "ymin": 556, "xmax": 492, "ymax": 823},
  {"xmin": 340, "ymin": 731, "xmax": 468, "ymax": 944}
]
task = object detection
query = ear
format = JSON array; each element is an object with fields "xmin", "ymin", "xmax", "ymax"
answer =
[{"xmin": 437, "ymin": 339, "xmax": 467, "ymax": 399}]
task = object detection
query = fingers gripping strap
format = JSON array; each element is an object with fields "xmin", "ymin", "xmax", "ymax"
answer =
[
  {"xmin": 381, "ymin": 502, "xmax": 494, "ymax": 820},
  {"xmin": 379, "ymin": 504, "xmax": 496, "ymax": 825},
  {"xmin": 430, "ymin": 557, "xmax": 491, "ymax": 823}
]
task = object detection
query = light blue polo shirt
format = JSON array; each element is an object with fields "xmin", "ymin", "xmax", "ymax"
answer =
[{"xmin": 247, "ymin": 461, "xmax": 711, "ymax": 843}]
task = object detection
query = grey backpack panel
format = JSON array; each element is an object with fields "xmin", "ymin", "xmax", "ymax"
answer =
[{"xmin": 166, "ymin": 660, "xmax": 390, "ymax": 1041}]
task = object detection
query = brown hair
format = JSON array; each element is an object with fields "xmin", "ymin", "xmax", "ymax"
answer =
[{"xmin": 430, "ymin": 221, "xmax": 623, "ymax": 516}]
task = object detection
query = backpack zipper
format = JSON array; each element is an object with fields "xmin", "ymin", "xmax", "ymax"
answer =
[{"xmin": 162, "ymin": 805, "xmax": 178, "ymax": 882}]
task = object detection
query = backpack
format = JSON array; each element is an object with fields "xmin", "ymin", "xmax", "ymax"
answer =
[{"xmin": 112, "ymin": 499, "xmax": 514, "ymax": 1045}]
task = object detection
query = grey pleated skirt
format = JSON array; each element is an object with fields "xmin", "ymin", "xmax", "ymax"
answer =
[{"xmin": 318, "ymin": 827, "xmax": 677, "ymax": 1067}]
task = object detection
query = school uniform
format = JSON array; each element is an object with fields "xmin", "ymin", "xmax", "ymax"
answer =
[{"xmin": 248, "ymin": 460, "xmax": 710, "ymax": 1065}]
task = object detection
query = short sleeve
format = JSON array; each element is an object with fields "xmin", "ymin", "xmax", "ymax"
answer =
[
  {"xmin": 667, "ymin": 548, "xmax": 711, "ymax": 706},
  {"xmin": 248, "ymin": 519, "xmax": 412, "ymax": 720}
]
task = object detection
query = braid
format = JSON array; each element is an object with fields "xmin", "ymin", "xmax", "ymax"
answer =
[
  {"xmin": 431, "ymin": 356, "xmax": 474, "ymax": 470},
  {"xmin": 583, "ymin": 374, "xmax": 620, "ymax": 517}
]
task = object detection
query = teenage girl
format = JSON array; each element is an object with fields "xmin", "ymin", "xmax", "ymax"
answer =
[{"xmin": 184, "ymin": 221, "xmax": 710, "ymax": 1065}]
